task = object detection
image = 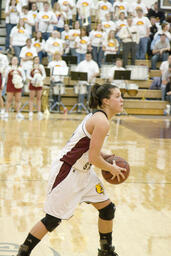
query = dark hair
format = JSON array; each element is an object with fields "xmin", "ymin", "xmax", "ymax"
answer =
[{"xmin": 89, "ymin": 83, "xmax": 118, "ymax": 109}]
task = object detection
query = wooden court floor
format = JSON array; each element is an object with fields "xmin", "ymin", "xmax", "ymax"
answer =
[{"xmin": 0, "ymin": 113, "xmax": 171, "ymax": 256}]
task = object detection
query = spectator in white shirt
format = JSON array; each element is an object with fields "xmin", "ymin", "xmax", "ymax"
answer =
[
  {"xmin": 61, "ymin": 24, "xmax": 70, "ymax": 54},
  {"xmin": 44, "ymin": 30, "xmax": 64, "ymax": 62},
  {"xmin": 90, "ymin": 23, "xmax": 106, "ymax": 68},
  {"xmin": 5, "ymin": 0, "xmax": 20, "ymax": 51},
  {"xmin": 32, "ymin": 31, "xmax": 46, "ymax": 64},
  {"xmin": 76, "ymin": 0, "xmax": 94, "ymax": 30},
  {"xmin": 102, "ymin": 13, "xmax": 116, "ymax": 35},
  {"xmin": 109, "ymin": 58, "xmax": 125, "ymax": 86},
  {"xmin": 36, "ymin": 1, "xmax": 57, "ymax": 40},
  {"xmin": 128, "ymin": 0, "xmax": 147, "ymax": 17},
  {"xmin": 75, "ymin": 27, "xmax": 91, "ymax": 63},
  {"xmin": 103, "ymin": 30, "xmax": 119, "ymax": 58},
  {"xmin": 115, "ymin": 12, "xmax": 127, "ymax": 35},
  {"xmin": 160, "ymin": 55, "xmax": 171, "ymax": 75},
  {"xmin": 69, "ymin": 20, "xmax": 80, "ymax": 56},
  {"xmin": 20, "ymin": 38, "xmax": 37, "ymax": 72},
  {"xmin": 28, "ymin": 2, "xmax": 39, "ymax": 34},
  {"xmin": 119, "ymin": 16, "xmax": 139, "ymax": 66},
  {"xmin": 10, "ymin": 18, "xmax": 30, "ymax": 60},
  {"xmin": 76, "ymin": 52, "xmax": 100, "ymax": 112},
  {"xmin": 133, "ymin": 8, "xmax": 151, "ymax": 59},
  {"xmin": 58, "ymin": 0, "xmax": 74, "ymax": 27},
  {"xmin": 20, "ymin": 5, "xmax": 34, "ymax": 37},
  {"xmin": 113, "ymin": 0, "xmax": 128, "ymax": 17},
  {"xmin": 53, "ymin": 2, "xmax": 66, "ymax": 33},
  {"xmin": 96, "ymin": 0, "xmax": 113, "ymax": 22}
]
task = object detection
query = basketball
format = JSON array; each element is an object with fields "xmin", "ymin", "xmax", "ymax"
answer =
[{"xmin": 102, "ymin": 155, "xmax": 130, "ymax": 184}]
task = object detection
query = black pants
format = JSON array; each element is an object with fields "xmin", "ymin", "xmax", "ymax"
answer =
[{"xmin": 122, "ymin": 42, "xmax": 136, "ymax": 67}]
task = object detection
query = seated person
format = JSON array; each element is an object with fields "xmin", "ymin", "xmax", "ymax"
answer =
[
  {"xmin": 161, "ymin": 63, "xmax": 171, "ymax": 101},
  {"xmin": 109, "ymin": 58, "xmax": 125, "ymax": 86},
  {"xmin": 160, "ymin": 55, "xmax": 171, "ymax": 76},
  {"xmin": 165, "ymin": 77, "xmax": 171, "ymax": 115},
  {"xmin": 151, "ymin": 34, "xmax": 170, "ymax": 70}
]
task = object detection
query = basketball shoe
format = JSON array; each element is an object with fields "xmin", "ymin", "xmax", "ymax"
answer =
[
  {"xmin": 98, "ymin": 246, "xmax": 119, "ymax": 256},
  {"xmin": 16, "ymin": 244, "xmax": 30, "ymax": 256}
]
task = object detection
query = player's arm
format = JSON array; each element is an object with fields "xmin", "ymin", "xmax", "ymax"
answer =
[{"xmin": 88, "ymin": 116, "xmax": 126, "ymax": 181}]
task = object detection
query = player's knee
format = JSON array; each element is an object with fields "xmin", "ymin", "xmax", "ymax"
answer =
[
  {"xmin": 41, "ymin": 214, "xmax": 61, "ymax": 232},
  {"xmin": 98, "ymin": 202, "xmax": 116, "ymax": 221}
]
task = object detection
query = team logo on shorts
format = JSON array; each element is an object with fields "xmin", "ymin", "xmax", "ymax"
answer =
[{"xmin": 96, "ymin": 184, "xmax": 104, "ymax": 194}]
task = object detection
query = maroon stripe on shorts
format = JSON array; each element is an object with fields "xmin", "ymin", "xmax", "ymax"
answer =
[
  {"xmin": 60, "ymin": 136, "xmax": 90, "ymax": 166},
  {"xmin": 52, "ymin": 162, "xmax": 71, "ymax": 190}
]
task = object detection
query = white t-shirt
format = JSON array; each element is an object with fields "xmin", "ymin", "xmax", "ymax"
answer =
[
  {"xmin": 61, "ymin": 30, "xmax": 70, "ymax": 41},
  {"xmin": 103, "ymin": 39, "xmax": 119, "ymax": 55},
  {"xmin": 160, "ymin": 61, "xmax": 169, "ymax": 74},
  {"xmin": 32, "ymin": 38, "xmax": 46, "ymax": 53},
  {"xmin": 76, "ymin": 59, "xmax": 99, "ymax": 84},
  {"xmin": 129, "ymin": 2, "xmax": 147, "ymax": 16},
  {"xmin": 48, "ymin": 60, "xmax": 68, "ymax": 82},
  {"xmin": 97, "ymin": 1, "xmax": 113, "ymax": 22},
  {"xmin": 20, "ymin": 46, "xmax": 37, "ymax": 70},
  {"xmin": 69, "ymin": 29, "xmax": 80, "ymax": 48},
  {"xmin": 133, "ymin": 16, "xmax": 151, "ymax": 38},
  {"xmin": 113, "ymin": 1, "xmax": 128, "ymax": 16},
  {"xmin": 28, "ymin": 10, "xmax": 39, "ymax": 25},
  {"xmin": 44, "ymin": 37, "xmax": 64, "ymax": 55},
  {"xmin": 90, "ymin": 30, "xmax": 106, "ymax": 47},
  {"xmin": 102, "ymin": 21, "xmax": 116, "ymax": 34},
  {"xmin": 116, "ymin": 19, "xmax": 127, "ymax": 30},
  {"xmin": 5, "ymin": 4, "xmax": 20, "ymax": 24},
  {"xmin": 37, "ymin": 11, "xmax": 57, "ymax": 33},
  {"xmin": 0, "ymin": 53, "xmax": 9, "ymax": 74},
  {"xmin": 58, "ymin": 0, "xmax": 75, "ymax": 19},
  {"xmin": 75, "ymin": 36, "xmax": 90, "ymax": 54},
  {"xmin": 76, "ymin": 0, "xmax": 94, "ymax": 18},
  {"xmin": 20, "ymin": 12, "xmax": 34, "ymax": 36},
  {"xmin": 54, "ymin": 11, "xmax": 67, "ymax": 28},
  {"xmin": 10, "ymin": 26, "xmax": 29, "ymax": 46}
]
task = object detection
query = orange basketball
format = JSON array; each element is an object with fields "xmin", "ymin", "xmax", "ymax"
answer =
[{"xmin": 102, "ymin": 155, "xmax": 130, "ymax": 184}]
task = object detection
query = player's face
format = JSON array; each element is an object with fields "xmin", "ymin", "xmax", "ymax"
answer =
[{"xmin": 108, "ymin": 88, "xmax": 123, "ymax": 114}]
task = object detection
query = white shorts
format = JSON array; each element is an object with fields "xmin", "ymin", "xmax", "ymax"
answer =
[{"xmin": 44, "ymin": 160, "xmax": 109, "ymax": 220}]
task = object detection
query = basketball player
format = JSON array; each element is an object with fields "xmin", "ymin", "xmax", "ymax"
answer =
[{"xmin": 16, "ymin": 83, "xmax": 126, "ymax": 256}]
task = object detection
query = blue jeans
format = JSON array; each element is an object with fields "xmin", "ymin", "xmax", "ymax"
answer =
[
  {"xmin": 76, "ymin": 53, "xmax": 85, "ymax": 63},
  {"xmin": 92, "ymin": 46, "xmax": 104, "ymax": 68},
  {"xmin": 54, "ymin": 26, "xmax": 64, "ymax": 33},
  {"xmin": 78, "ymin": 16, "xmax": 91, "ymax": 32},
  {"xmin": 78, "ymin": 94, "xmax": 86, "ymax": 112},
  {"xmin": 5, "ymin": 23, "xmax": 16, "ymax": 50},
  {"xmin": 38, "ymin": 51, "xmax": 45, "ymax": 64},
  {"xmin": 151, "ymin": 52, "xmax": 169, "ymax": 70},
  {"xmin": 42, "ymin": 32, "xmax": 50, "ymax": 41},
  {"xmin": 108, "ymin": 0, "xmax": 115, "ymax": 4},
  {"xmin": 136, "ymin": 37, "xmax": 149, "ymax": 60},
  {"xmin": 70, "ymin": 48, "xmax": 77, "ymax": 57},
  {"xmin": 13, "ymin": 46, "xmax": 23, "ymax": 61}
]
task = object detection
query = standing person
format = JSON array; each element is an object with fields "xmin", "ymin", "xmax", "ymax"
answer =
[
  {"xmin": 58, "ymin": 0, "xmax": 74, "ymax": 28},
  {"xmin": 53, "ymin": 2, "xmax": 66, "ymax": 33},
  {"xmin": 75, "ymin": 27, "xmax": 90, "ymax": 63},
  {"xmin": 96, "ymin": 0, "xmax": 113, "ymax": 23},
  {"xmin": 20, "ymin": 5, "xmax": 34, "ymax": 37},
  {"xmin": 76, "ymin": 0, "xmax": 94, "ymax": 30},
  {"xmin": 147, "ymin": 1, "xmax": 165, "ymax": 25},
  {"xmin": 4, "ymin": 56, "xmax": 25, "ymax": 119},
  {"xmin": 27, "ymin": 56, "xmax": 46, "ymax": 119},
  {"xmin": 32, "ymin": 31, "xmax": 46, "ymax": 64},
  {"xmin": 28, "ymin": 2, "xmax": 39, "ymax": 34},
  {"xmin": 16, "ymin": 83, "xmax": 125, "ymax": 256},
  {"xmin": 10, "ymin": 18, "xmax": 30, "ymax": 60},
  {"xmin": 5, "ymin": 0, "xmax": 20, "ymax": 51},
  {"xmin": 133, "ymin": 8, "xmax": 151, "ymax": 60},
  {"xmin": 90, "ymin": 23, "xmax": 105, "ymax": 68},
  {"xmin": 128, "ymin": 0, "xmax": 147, "ymax": 17},
  {"xmin": 103, "ymin": 30, "xmax": 119, "ymax": 59},
  {"xmin": 0, "ymin": 49, "xmax": 9, "ymax": 116},
  {"xmin": 69, "ymin": 20, "xmax": 80, "ymax": 56},
  {"xmin": 113, "ymin": 0, "xmax": 128, "ymax": 17},
  {"xmin": 119, "ymin": 16, "xmax": 139, "ymax": 67},
  {"xmin": 36, "ymin": 1, "xmax": 57, "ymax": 41}
]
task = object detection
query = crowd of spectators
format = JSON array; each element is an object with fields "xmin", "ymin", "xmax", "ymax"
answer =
[{"xmin": 0, "ymin": 0, "xmax": 171, "ymax": 117}]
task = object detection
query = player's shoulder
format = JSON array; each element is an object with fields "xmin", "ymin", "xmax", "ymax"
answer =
[{"xmin": 91, "ymin": 111, "xmax": 109, "ymax": 128}]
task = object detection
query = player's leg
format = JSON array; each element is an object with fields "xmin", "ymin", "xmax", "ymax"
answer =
[
  {"xmin": 16, "ymin": 214, "xmax": 61, "ymax": 256},
  {"xmin": 92, "ymin": 200, "xmax": 118, "ymax": 256}
]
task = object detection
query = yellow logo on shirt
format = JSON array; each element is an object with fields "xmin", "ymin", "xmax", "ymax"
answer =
[
  {"xmin": 108, "ymin": 42, "xmax": 115, "ymax": 47},
  {"xmin": 53, "ymin": 42, "xmax": 59, "ymax": 47},
  {"xmin": 136, "ymin": 21, "xmax": 144, "ymax": 25},
  {"xmin": 34, "ymin": 43, "xmax": 41, "ymax": 48},
  {"xmin": 33, "ymin": 14, "xmax": 37, "ymax": 19},
  {"xmin": 119, "ymin": 5, "xmax": 125, "ymax": 10},
  {"xmin": 120, "ymin": 24, "xmax": 126, "ymax": 27},
  {"xmin": 65, "ymin": 35, "xmax": 69, "ymax": 40},
  {"xmin": 96, "ymin": 184, "xmax": 104, "ymax": 194},
  {"xmin": 82, "ymin": 2, "xmax": 89, "ymax": 7},
  {"xmin": 80, "ymin": 39, "xmax": 86, "ymax": 44},
  {"xmin": 23, "ymin": 17, "xmax": 28, "ymax": 21},
  {"xmin": 63, "ymin": 1, "xmax": 68, "ymax": 5},
  {"xmin": 18, "ymin": 29, "xmax": 24, "ymax": 33},
  {"xmin": 95, "ymin": 33, "xmax": 102, "ymax": 38},
  {"xmin": 26, "ymin": 52, "xmax": 33, "ymax": 57},
  {"xmin": 101, "ymin": 5, "xmax": 108, "ymax": 10},
  {"xmin": 42, "ymin": 15, "xmax": 49, "ymax": 19},
  {"xmin": 55, "ymin": 65, "xmax": 61, "ymax": 67},
  {"xmin": 104, "ymin": 24, "xmax": 111, "ymax": 28},
  {"xmin": 73, "ymin": 33, "xmax": 79, "ymax": 37}
]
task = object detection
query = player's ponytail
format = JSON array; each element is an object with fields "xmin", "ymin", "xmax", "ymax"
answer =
[{"xmin": 89, "ymin": 83, "xmax": 118, "ymax": 109}]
